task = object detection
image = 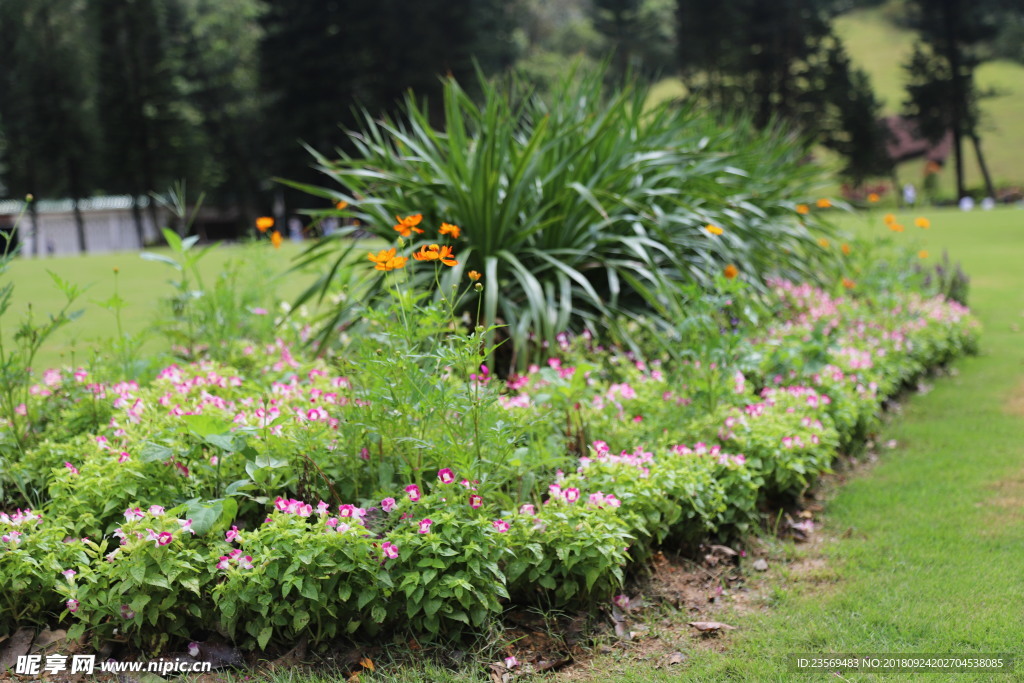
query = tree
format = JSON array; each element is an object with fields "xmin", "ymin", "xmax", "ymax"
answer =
[
  {"xmin": 590, "ymin": 0, "xmax": 675, "ymax": 81},
  {"xmin": 902, "ymin": 0, "xmax": 999, "ymax": 199}
]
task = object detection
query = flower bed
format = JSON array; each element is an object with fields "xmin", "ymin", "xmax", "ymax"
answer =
[{"xmin": 0, "ymin": 268, "xmax": 978, "ymax": 650}]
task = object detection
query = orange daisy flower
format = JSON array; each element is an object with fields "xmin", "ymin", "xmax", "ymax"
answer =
[
  {"xmin": 412, "ymin": 244, "xmax": 458, "ymax": 267},
  {"xmin": 335, "ymin": 200, "xmax": 349, "ymax": 210},
  {"xmin": 918, "ymin": 250, "xmax": 929, "ymax": 259},
  {"xmin": 867, "ymin": 192, "xmax": 880, "ymax": 203},
  {"xmin": 467, "ymin": 270, "xmax": 482, "ymax": 281},
  {"xmin": 368, "ymin": 247, "xmax": 408, "ymax": 271},
  {"xmin": 256, "ymin": 216, "xmax": 274, "ymax": 233},
  {"xmin": 842, "ymin": 277, "xmax": 856, "ymax": 289},
  {"xmin": 915, "ymin": 217, "xmax": 930, "ymax": 229},
  {"xmin": 889, "ymin": 223, "xmax": 905, "ymax": 233},
  {"xmin": 883, "ymin": 213, "xmax": 896, "ymax": 224},
  {"xmin": 439, "ymin": 223, "xmax": 461, "ymax": 239},
  {"xmin": 816, "ymin": 198, "xmax": 832, "ymax": 209},
  {"xmin": 270, "ymin": 231, "xmax": 283, "ymax": 249},
  {"xmin": 796, "ymin": 204, "xmax": 810, "ymax": 215},
  {"xmin": 393, "ymin": 214, "xmax": 425, "ymax": 237},
  {"xmin": 841, "ymin": 243, "xmax": 851, "ymax": 255},
  {"xmin": 723, "ymin": 264, "xmax": 739, "ymax": 279},
  {"xmin": 818, "ymin": 238, "xmax": 830, "ymax": 248}
]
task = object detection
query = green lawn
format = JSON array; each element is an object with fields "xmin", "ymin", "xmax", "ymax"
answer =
[
  {"xmin": 572, "ymin": 206, "xmax": 1024, "ymax": 681},
  {"xmin": 1, "ymin": 241, "xmax": 314, "ymax": 370}
]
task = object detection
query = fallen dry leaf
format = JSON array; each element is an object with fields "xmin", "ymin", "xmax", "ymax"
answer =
[
  {"xmin": 752, "ymin": 558, "xmax": 769, "ymax": 571},
  {"xmin": 359, "ymin": 657, "xmax": 375, "ymax": 672},
  {"xmin": 667, "ymin": 652, "xmax": 687, "ymax": 665},
  {"xmin": 687, "ymin": 621, "xmax": 737, "ymax": 633}
]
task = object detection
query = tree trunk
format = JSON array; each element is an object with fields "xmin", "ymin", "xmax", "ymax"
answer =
[
  {"xmin": 969, "ymin": 132, "xmax": 996, "ymax": 198},
  {"xmin": 941, "ymin": 0, "xmax": 966, "ymax": 198},
  {"xmin": 72, "ymin": 198, "xmax": 87, "ymax": 254}
]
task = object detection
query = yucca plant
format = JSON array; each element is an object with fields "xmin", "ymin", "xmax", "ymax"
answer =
[{"xmin": 288, "ymin": 67, "xmax": 836, "ymax": 369}]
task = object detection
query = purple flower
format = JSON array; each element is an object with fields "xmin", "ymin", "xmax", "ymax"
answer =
[
  {"xmin": 120, "ymin": 604, "xmax": 135, "ymax": 620},
  {"xmin": 382, "ymin": 541, "xmax": 399, "ymax": 559},
  {"xmin": 469, "ymin": 494, "xmax": 483, "ymax": 509},
  {"xmin": 381, "ymin": 497, "xmax": 396, "ymax": 512},
  {"xmin": 188, "ymin": 642, "xmax": 200, "ymax": 657},
  {"xmin": 437, "ymin": 468, "xmax": 455, "ymax": 484},
  {"xmin": 612, "ymin": 594, "xmax": 630, "ymax": 610},
  {"xmin": 66, "ymin": 599, "xmax": 79, "ymax": 613},
  {"xmin": 418, "ymin": 518, "xmax": 433, "ymax": 534},
  {"xmin": 405, "ymin": 484, "xmax": 421, "ymax": 502},
  {"xmin": 492, "ymin": 519, "xmax": 510, "ymax": 533}
]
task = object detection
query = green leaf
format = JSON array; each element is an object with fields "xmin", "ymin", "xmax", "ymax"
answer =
[{"xmin": 257, "ymin": 625, "xmax": 273, "ymax": 650}]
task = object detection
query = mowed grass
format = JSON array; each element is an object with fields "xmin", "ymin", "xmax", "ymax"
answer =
[
  {"xmin": 2, "ymin": 241, "xmax": 313, "ymax": 370},
  {"xmin": 570, "ymin": 206, "xmax": 1024, "ymax": 681}
]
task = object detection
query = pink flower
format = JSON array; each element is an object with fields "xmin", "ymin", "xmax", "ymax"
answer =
[
  {"xmin": 225, "ymin": 526, "xmax": 240, "ymax": 543},
  {"xmin": 492, "ymin": 519, "xmax": 510, "ymax": 533},
  {"xmin": 316, "ymin": 501, "xmax": 330, "ymax": 516},
  {"xmin": 359, "ymin": 447, "xmax": 370, "ymax": 460},
  {"xmin": 120, "ymin": 604, "xmax": 135, "ymax": 620},
  {"xmin": 519, "ymin": 504, "xmax": 535, "ymax": 515},
  {"xmin": 177, "ymin": 519, "xmax": 194, "ymax": 535},
  {"xmin": 338, "ymin": 504, "xmax": 357, "ymax": 518},
  {"xmin": 216, "ymin": 556, "xmax": 231, "ymax": 570},
  {"xmin": 156, "ymin": 532, "xmax": 173, "ymax": 546},
  {"xmin": 437, "ymin": 468, "xmax": 455, "ymax": 484},
  {"xmin": 381, "ymin": 497, "xmax": 396, "ymax": 512},
  {"xmin": 469, "ymin": 494, "xmax": 483, "ymax": 509},
  {"xmin": 418, "ymin": 518, "xmax": 433, "ymax": 534},
  {"xmin": 239, "ymin": 555, "xmax": 254, "ymax": 570},
  {"xmin": 564, "ymin": 487, "xmax": 580, "ymax": 503},
  {"xmin": 326, "ymin": 517, "xmax": 339, "ymax": 528},
  {"xmin": 405, "ymin": 484, "xmax": 421, "ymax": 502},
  {"xmin": 612, "ymin": 594, "xmax": 630, "ymax": 610},
  {"xmin": 382, "ymin": 541, "xmax": 399, "ymax": 559},
  {"xmin": 148, "ymin": 505, "xmax": 165, "ymax": 516},
  {"xmin": 274, "ymin": 497, "xmax": 288, "ymax": 512},
  {"xmin": 66, "ymin": 599, "xmax": 79, "ymax": 613},
  {"xmin": 62, "ymin": 569, "xmax": 76, "ymax": 581},
  {"xmin": 64, "ymin": 462, "xmax": 79, "ymax": 475},
  {"xmin": 504, "ymin": 656, "xmax": 519, "ymax": 669},
  {"xmin": 118, "ymin": 452, "xmax": 130, "ymax": 464},
  {"xmin": 124, "ymin": 507, "xmax": 145, "ymax": 522}
]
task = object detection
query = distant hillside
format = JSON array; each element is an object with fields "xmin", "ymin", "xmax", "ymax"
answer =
[{"xmin": 834, "ymin": 3, "xmax": 1024, "ymax": 195}]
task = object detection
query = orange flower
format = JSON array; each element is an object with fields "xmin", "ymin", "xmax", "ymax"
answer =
[
  {"xmin": 368, "ymin": 247, "xmax": 408, "ymax": 272},
  {"xmin": 412, "ymin": 244, "xmax": 458, "ymax": 267},
  {"xmin": 723, "ymin": 264, "xmax": 739, "ymax": 279},
  {"xmin": 467, "ymin": 270, "xmax": 482, "ymax": 281},
  {"xmin": 841, "ymin": 243, "xmax": 851, "ymax": 255},
  {"xmin": 915, "ymin": 217, "xmax": 930, "ymax": 229},
  {"xmin": 818, "ymin": 238, "xmax": 830, "ymax": 248},
  {"xmin": 393, "ymin": 214, "xmax": 425, "ymax": 237},
  {"xmin": 918, "ymin": 250, "xmax": 929, "ymax": 259},
  {"xmin": 842, "ymin": 277, "xmax": 856, "ymax": 289},
  {"xmin": 796, "ymin": 204, "xmax": 810, "ymax": 215},
  {"xmin": 705, "ymin": 224, "xmax": 724, "ymax": 236},
  {"xmin": 270, "ymin": 230, "xmax": 283, "ymax": 249},
  {"xmin": 256, "ymin": 216, "xmax": 274, "ymax": 233},
  {"xmin": 883, "ymin": 213, "xmax": 896, "ymax": 224},
  {"xmin": 816, "ymin": 198, "xmax": 832, "ymax": 209},
  {"xmin": 867, "ymin": 192, "xmax": 880, "ymax": 203},
  {"xmin": 439, "ymin": 222, "xmax": 461, "ymax": 239},
  {"xmin": 889, "ymin": 223, "xmax": 905, "ymax": 233},
  {"xmin": 335, "ymin": 200, "xmax": 349, "ymax": 210}
]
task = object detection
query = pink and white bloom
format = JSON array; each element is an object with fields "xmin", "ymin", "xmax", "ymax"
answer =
[
  {"xmin": 519, "ymin": 504, "xmax": 535, "ymax": 516},
  {"xmin": 64, "ymin": 462, "xmax": 79, "ymax": 475},
  {"xmin": 156, "ymin": 532, "xmax": 173, "ymax": 546},
  {"xmin": 62, "ymin": 569, "xmax": 76, "ymax": 581},
  {"xmin": 563, "ymin": 487, "xmax": 580, "ymax": 503},
  {"xmin": 382, "ymin": 541, "xmax": 399, "ymax": 560},
  {"xmin": 492, "ymin": 519, "xmax": 510, "ymax": 533},
  {"xmin": 469, "ymin": 494, "xmax": 483, "ymax": 509},
  {"xmin": 148, "ymin": 505, "xmax": 165, "ymax": 516},
  {"xmin": 418, "ymin": 518, "xmax": 433, "ymax": 534},
  {"xmin": 66, "ymin": 599, "xmax": 79, "ymax": 613},
  {"xmin": 225, "ymin": 526, "xmax": 241, "ymax": 543},
  {"xmin": 381, "ymin": 497, "xmax": 396, "ymax": 512},
  {"xmin": 405, "ymin": 484, "xmax": 421, "ymax": 502},
  {"xmin": 124, "ymin": 507, "xmax": 145, "ymax": 522},
  {"xmin": 504, "ymin": 656, "xmax": 519, "ymax": 669},
  {"xmin": 437, "ymin": 468, "xmax": 455, "ymax": 484}
]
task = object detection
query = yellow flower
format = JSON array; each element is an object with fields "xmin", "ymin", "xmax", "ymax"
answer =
[
  {"xmin": 705, "ymin": 224, "xmax": 724, "ymax": 236},
  {"xmin": 796, "ymin": 204, "xmax": 810, "ymax": 215},
  {"xmin": 393, "ymin": 214, "xmax": 425, "ymax": 237},
  {"xmin": 883, "ymin": 213, "xmax": 896, "ymax": 225},
  {"xmin": 818, "ymin": 238, "xmax": 830, "ymax": 248},
  {"xmin": 367, "ymin": 247, "xmax": 408, "ymax": 272},
  {"xmin": 915, "ymin": 217, "xmax": 930, "ymax": 229},
  {"xmin": 256, "ymin": 216, "xmax": 274, "ymax": 233},
  {"xmin": 816, "ymin": 198, "xmax": 832, "ymax": 209},
  {"xmin": 335, "ymin": 200, "xmax": 349, "ymax": 210},
  {"xmin": 918, "ymin": 250, "xmax": 929, "ymax": 259},
  {"xmin": 467, "ymin": 270, "xmax": 482, "ymax": 281},
  {"xmin": 841, "ymin": 243, "xmax": 851, "ymax": 255},
  {"xmin": 867, "ymin": 192, "xmax": 880, "ymax": 203},
  {"xmin": 723, "ymin": 264, "xmax": 739, "ymax": 279},
  {"xmin": 270, "ymin": 230, "xmax": 283, "ymax": 249},
  {"xmin": 439, "ymin": 222, "xmax": 461, "ymax": 239}
]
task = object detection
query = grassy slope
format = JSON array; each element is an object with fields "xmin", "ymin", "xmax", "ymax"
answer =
[
  {"xmin": 574, "ymin": 206, "xmax": 1024, "ymax": 681},
  {"xmin": 1, "ymin": 241, "xmax": 314, "ymax": 370},
  {"xmin": 834, "ymin": 3, "xmax": 1024, "ymax": 196}
]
